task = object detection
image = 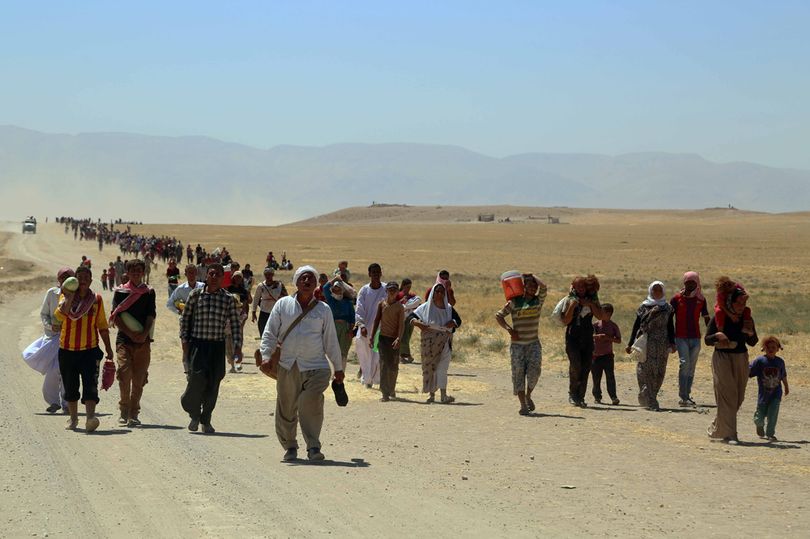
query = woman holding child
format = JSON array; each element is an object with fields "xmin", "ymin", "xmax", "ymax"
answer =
[
  {"xmin": 704, "ymin": 288, "xmax": 758, "ymax": 444},
  {"xmin": 626, "ymin": 281, "xmax": 675, "ymax": 411}
]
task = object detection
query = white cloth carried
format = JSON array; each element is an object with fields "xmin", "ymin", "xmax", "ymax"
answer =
[{"xmin": 23, "ymin": 335, "xmax": 60, "ymax": 375}]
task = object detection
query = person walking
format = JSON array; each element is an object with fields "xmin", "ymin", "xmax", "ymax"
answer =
[
  {"xmin": 371, "ymin": 281, "xmax": 405, "ymax": 401},
  {"xmin": 355, "ymin": 263, "xmax": 387, "ymax": 388},
  {"xmin": 495, "ymin": 274, "xmax": 547, "ymax": 415},
  {"xmin": 559, "ymin": 276, "xmax": 605, "ymax": 407},
  {"xmin": 179, "ymin": 263, "xmax": 242, "ymax": 434},
  {"xmin": 251, "ymin": 267, "xmax": 288, "ymax": 336},
  {"xmin": 396, "ymin": 278, "xmax": 421, "ymax": 363},
  {"xmin": 24, "ymin": 267, "xmax": 75, "ymax": 413},
  {"xmin": 670, "ymin": 271, "xmax": 710, "ymax": 406},
  {"xmin": 54, "ymin": 266, "xmax": 114, "ymax": 432},
  {"xmin": 412, "ymin": 283, "xmax": 461, "ymax": 404},
  {"xmin": 166, "ymin": 264, "xmax": 204, "ymax": 373},
  {"xmin": 109, "ymin": 259, "xmax": 156, "ymax": 427},
  {"xmin": 260, "ymin": 265, "xmax": 345, "ymax": 462},
  {"xmin": 322, "ymin": 276, "xmax": 356, "ymax": 371},
  {"xmin": 626, "ymin": 281, "xmax": 675, "ymax": 411},
  {"xmin": 705, "ymin": 288, "xmax": 758, "ymax": 444}
]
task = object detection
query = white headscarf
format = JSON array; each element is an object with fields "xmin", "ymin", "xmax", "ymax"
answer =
[
  {"xmin": 641, "ymin": 280, "xmax": 667, "ymax": 307},
  {"xmin": 293, "ymin": 265, "xmax": 318, "ymax": 285},
  {"xmin": 413, "ymin": 283, "xmax": 452, "ymax": 326}
]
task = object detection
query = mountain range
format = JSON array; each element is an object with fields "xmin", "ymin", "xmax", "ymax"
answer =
[{"xmin": 1, "ymin": 125, "xmax": 807, "ymax": 225}]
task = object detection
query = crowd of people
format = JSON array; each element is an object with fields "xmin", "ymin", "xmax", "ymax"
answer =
[{"xmin": 21, "ymin": 219, "xmax": 791, "ymax": 461}]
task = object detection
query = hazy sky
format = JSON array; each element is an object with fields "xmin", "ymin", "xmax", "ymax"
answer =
[{"xmin": 1, "ymin": 1, "xmax": 808, "ymax": 169}]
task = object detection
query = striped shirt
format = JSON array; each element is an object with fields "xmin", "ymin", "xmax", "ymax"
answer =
[
  {"xmin": 180, "ymin": 286, "xmax": 242, "ymax": 347},
  {"xmin": 54, "ymin": 294, "xmax": 109, "ymax": 351},
  {"xmin": 496, "ymin": 290, "xmax": 547, "ymax": 345}
]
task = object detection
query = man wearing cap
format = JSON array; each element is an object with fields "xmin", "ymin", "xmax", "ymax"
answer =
[
  {"xmin": 260, "ymin": 265, "xmax": 345, "ymax": 462},
  {"xmin": 251, "ymin": 267, "xmax": 288, "ymax": 336}
]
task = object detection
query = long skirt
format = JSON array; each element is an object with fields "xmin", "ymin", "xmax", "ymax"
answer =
[{"xmin": 707, "ymin": 350, "xmax": 749, "ymax": 440}]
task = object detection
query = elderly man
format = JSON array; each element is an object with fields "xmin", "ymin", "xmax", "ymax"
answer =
[
  {"xmin": 180, "ymin": 263, "xmax": 241, "ymax": 433},
  {"xmin": 260, "ymin": 265, "xmax": 345, "ymax": 462}
]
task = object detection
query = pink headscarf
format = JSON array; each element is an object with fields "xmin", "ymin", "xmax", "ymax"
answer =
[{"xmin": 682, "ymin": 271, "xmax": 704, "ymax": 301}]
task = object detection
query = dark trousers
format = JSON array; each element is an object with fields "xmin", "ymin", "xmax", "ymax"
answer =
[
  {"xmin": 566, "ymin": 340, "xmax": 593, "ymax": 403},
  {"xmin": 378, "ymin": 336, "xmax": 399, "ymax": 398},
  {"xmin": 181, "ymin": 339, "xmax": 226, "ymax": 424},
  {"xmin": 258, "ymin": 310, "xmax": 270, "ymax": 337},
  {"xmin": 58, "ymin": 347, "xmax": 102, "ymax": 404},
  {"xmin": 591, "ymin": 353, "xmax": 617, "ymax": 400}
]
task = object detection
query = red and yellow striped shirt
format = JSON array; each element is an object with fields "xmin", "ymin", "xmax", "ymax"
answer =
[{"xmin": 54, "ymin": 294, "xmax": 109, "ymax": 351}]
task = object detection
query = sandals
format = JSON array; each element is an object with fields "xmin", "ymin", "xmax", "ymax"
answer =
[
  {"xmin": 440, "ymin": 395, "xmax": 455, "ymax": 404},
  {"xmin": 526, "ymin": 398, "xmax": 535, "ymax": 412}
]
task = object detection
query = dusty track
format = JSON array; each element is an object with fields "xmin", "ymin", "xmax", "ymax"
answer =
[{"xmin": 2, "ymin": 223, "xmax": 808, "ymax": 538}]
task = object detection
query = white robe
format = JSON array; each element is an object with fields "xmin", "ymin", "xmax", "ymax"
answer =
[{"xmin": 354, "ymin": 283, "xmax": 388, "ymax": 385}]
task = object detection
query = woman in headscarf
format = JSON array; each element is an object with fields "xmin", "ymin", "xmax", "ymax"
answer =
[
  {"xmin": 670, "ymin": 271, "xmax": 710, "ymax": 407},
  {"xmin": 704, "ymin": 288, "xmax": 758, "ymax": 444},
  {"xmin": 626, "ymin": 281, "xmax": 675, "ymax": 411},
  {"xmin": 411, "ymin": 282, "xmax": 461, "ymax": 403}
]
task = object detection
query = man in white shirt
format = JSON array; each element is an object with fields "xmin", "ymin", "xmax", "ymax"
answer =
[
  {"xmin": 250, "ymin": 267, "xmax": 288, "ymax": 337},
  {"xmin": 354, "ymin": 263, "xmax": 387, "ymax": 387},
  {"xmin": 260, "ymin": 265, "xmax": 344, "ymax": 462},
  {"xmin": 166, "ymin": 264, "xmax": 204, "ymax": 372}
]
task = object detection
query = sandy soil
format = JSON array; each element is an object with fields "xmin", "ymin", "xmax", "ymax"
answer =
[{"xmin": 2, "ymin": 223, "xmax": 809, "ymax": 538}]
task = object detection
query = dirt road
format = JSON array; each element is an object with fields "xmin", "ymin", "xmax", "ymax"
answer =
[{"xmin": 2, "ymin": 224, "xmax": 808, "ymax": 538}]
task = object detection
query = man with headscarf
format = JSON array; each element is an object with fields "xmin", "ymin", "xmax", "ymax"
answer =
[
  {"xmin": 260, "ymin": 265, "xmax": 344, "ymax": 462},
  {"xmin": 354, "ymin": 263, "xmax": 387, "ymax": 387},
  {"xmin": 670, "ymin": 271, "xmax": 710, "ymax": 407},
  {"xmin": 110, "ymin": 259, "xmax": 156, "ymax": 427},
  {"xmin": 23, "ymin": 267, "xmax": 75, "ymax": 413}
]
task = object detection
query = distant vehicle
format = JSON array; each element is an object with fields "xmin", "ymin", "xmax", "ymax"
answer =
[{"xmin": 22, "ymin": 217, "xmax": 37, "ymax": 234}]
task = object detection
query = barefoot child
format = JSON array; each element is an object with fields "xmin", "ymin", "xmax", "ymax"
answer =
[
  {"xmin": 591, "ymin": 303, "xmax": 621, "ymax": 405},
  {"xmin": 371, "ymin": 281, "xmax": 405, "ymax": 401},
  {"xmin": 749, "ymin": 336, "xmax": 789, "ymax": 441},
  {"xmin": 715, "ymin": 276, "xmax": 753, "ymax": 335}
]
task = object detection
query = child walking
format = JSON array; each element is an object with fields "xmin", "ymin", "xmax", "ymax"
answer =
[
  {"xmin": 591, "ymin": 303, "xmax": 621, "ymax": 405},
  {"xmin": 101, "ymin": 269, "xmax": 109, "ymax": 291},
  {"xmin": 371, "ymin": 281, "xmax": 405, "ymax": 401},
  {"xmin": 749, "ymin": 335, "xmax": 789, "ymax": 441}
]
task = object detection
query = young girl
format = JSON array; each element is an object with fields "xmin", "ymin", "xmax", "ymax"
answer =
[
  {"xmin": 749, "ymin": 336, "xmax": 789, "ymax": 441},
  {"xmin": 714, "ymin": 276, "xmax": 753, "ymax": 335}
]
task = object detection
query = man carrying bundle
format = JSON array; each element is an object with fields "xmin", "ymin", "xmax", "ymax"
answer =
[{"xmin": 110, "ymin": 259, "xmax": 156, "ymax": 427}]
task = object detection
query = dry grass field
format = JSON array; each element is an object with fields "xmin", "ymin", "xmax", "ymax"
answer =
[{"xmin": 127, "ymin": 208, "xmax": 810, "ymax": 390}]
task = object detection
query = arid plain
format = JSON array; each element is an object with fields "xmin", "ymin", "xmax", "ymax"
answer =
[{"xmin": 1, "ymin": 207, "xmax": 808, "ymax": 538}]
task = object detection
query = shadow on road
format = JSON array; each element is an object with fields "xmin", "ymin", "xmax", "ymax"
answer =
[
  {"xmin": 286, "ymin": 457, "xmax": 370, "ymax": 468},
  {"xmin": 190, "ymin": 432, "xmax": 269, "ymax": 438}
]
